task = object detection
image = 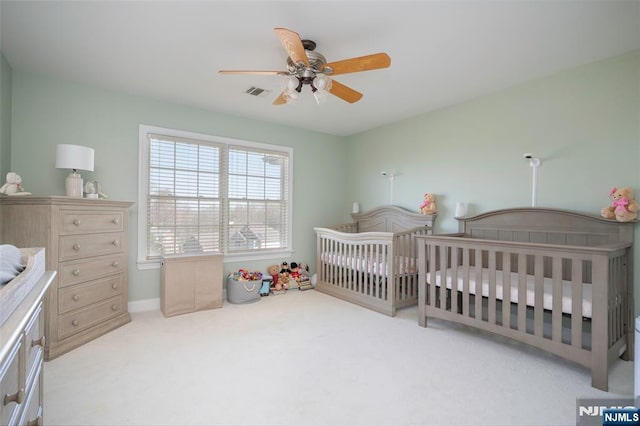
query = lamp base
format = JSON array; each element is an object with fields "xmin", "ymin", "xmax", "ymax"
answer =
[{"xmin": 65, "ymin": 172, "xmax": 84, "ymax": 198}]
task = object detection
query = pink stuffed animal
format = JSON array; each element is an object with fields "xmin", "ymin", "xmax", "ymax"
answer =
[
  {"xmin": 601, "ymin": 187, "xmax": 639, "ymax": 222},
  {"xmin": 419, "ymin": 193, "xmax": 437, "ymax": 215}
]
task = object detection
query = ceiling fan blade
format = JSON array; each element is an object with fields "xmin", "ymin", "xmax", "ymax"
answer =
[
  {"xmin": 323, "ymin": 53, "xmax": 391, "ymax": 76},
  {"xmin": 274, "ymin": 27, "xmax": 310, "ymax": 67},
  {"xmin": 272, "ymin": 92, "xmax": 287, "ymax": 105},
  {"xmin": 329, "ymin": 80, "xmax": 363, "ymax": 103},
  {"xmin": 218, "ymin": 70, "xmax": 286, "ymax": 75}
]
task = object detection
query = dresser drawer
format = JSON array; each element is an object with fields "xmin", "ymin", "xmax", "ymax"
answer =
[
  {"xmin": 19, "ymin": 363, "xmax": 42, "ymax": 426},
  {"xmin": 59, "ymin": 232, "xmax": 124, "ymax": 261},
  {"xmin": 58, "ymin": 254, "xmax": 124, "ymax": 287},
  {"xmin": 58, "ymin": 296, "xmax": 124, "ymax": 340},
  {"xmin": 23, "ymin": 304, "xmax": 45, "ymax": 386},
  {"xmin": 60, "ymin": 210, "xmax": 124, "ymax": 234},
  {"xmin": 0, "ymin": 341, "xmax": 23, "ymax": 426},
  {"xmin": 58, "ymin": 275, "xmax": 124, "ymax": 314}
]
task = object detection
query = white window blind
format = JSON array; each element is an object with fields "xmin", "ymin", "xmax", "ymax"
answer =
[{"xmin": 139, "ymin": 126, "xmax": 292, "ymax": 264}]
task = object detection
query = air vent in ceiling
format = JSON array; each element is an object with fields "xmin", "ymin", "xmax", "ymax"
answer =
[{"xmin": 245, "ymin": 86, "xmax": 271, "ymax": 98}]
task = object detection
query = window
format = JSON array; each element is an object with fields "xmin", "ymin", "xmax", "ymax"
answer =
[{"xmin": 138, "ymin": 125, "xmax": 293, "ymax": 268}]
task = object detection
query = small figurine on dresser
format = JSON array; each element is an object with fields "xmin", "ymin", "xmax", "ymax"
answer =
[
  {"xmin": 0, "ymin": 172, "xmax": 31, "ymax": 196},
  {"xmin": 84, "ymin": 180, "xmax": 108, "ymax": 199}
]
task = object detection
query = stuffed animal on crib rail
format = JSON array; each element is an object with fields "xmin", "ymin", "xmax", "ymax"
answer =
[
  {"xmin": 0, "ymin": 172, "xmax": 31, "ymax": 196},
  {"xmin": 419, "ymin": 192, "xmax": 437, "ymax": 215},
  {"xmin": 601, "ymin": 187, "xmax": 639, "ymax": 222}
]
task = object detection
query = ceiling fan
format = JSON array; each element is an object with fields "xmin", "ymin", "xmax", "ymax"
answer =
[{"xmin": 219, "ymin": 27, "xmax": 391, "ymax": 105}]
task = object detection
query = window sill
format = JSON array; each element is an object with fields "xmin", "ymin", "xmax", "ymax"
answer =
[{"xmin": 136, "ymin": 248, "xmax": 295, "ymax": 271}]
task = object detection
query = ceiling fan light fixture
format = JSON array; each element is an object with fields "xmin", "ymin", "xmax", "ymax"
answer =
[
  {"xmin": 313, "ymin": 89, "xmax": 329, "ymax": 105},
  {"xmin": 282, "ymin": 75, "xmax": 299, "ymax": 92},
  {"xmin": 312, "ymin": 74, "xmax": 332, "ymax": 91},
  {"xmin": 283, "ymin": 89, "xmax": 299, "ymax": 104}
]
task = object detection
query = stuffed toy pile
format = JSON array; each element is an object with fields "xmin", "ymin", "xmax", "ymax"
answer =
[{"xmin": 601, "ymin": 187, "xmax": 639, "ymax": 222}]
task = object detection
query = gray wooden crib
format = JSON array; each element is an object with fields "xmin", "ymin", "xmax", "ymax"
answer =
[
  {"xmin": 416, "ymin": 207, "xmax": 635, "ymax": 391},
  {"xmin": 314, "ymin": 206, "xmax": 436, "ymax": 316}
]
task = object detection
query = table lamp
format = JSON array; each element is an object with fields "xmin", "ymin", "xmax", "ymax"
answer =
[{"xmin": 55, "ymin": 144, "xmax": 95, "ymax": 197}]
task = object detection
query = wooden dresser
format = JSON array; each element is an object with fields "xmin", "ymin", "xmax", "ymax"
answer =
[{"xmin": 0, "ymin": 197, "xmax": 133, "ymax": 360}]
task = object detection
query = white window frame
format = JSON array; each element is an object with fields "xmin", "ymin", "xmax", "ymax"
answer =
[{"xmin": 137, "ymin": 124, "xmax": 294, "ymax": 270}]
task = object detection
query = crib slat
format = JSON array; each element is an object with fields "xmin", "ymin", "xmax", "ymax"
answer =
[
  {"xmin": 440, "ymin": 244, "xmax": 448, "ymax": 310},
  {"xmin": 517, "ymin": 254, "xmax": 526, "ymax": 332},
  {"xmin": 328, "ymin": 238, "xmax": 334, "ymax": 286},
  {"xmin": 552, "ymin": 257, "xmax": 562, "ymax": 342},
  {"xmin": 462, "ymin": 248, "xmax": 470, "ymax": 317},
  {"xmin": 488, "ymin": 250, "xmax": 496, "ymax": 324},
  {"xmin": 396, "ymin": 235, "xmax": 402, "ymax": 301},
  {"xmin": 372, "ymin": 243, "xmax": 377, "ymax": 296},
  {"xmin": 429, "ymin": 243, "xmax": 437, "ymax": 308},
  {"xmin": 534, "ymin": 255, "xmax": 544, "ymax": 337},
  {"xmin": 451, "ymin": 247, "xmax": 459, "ymax": 314},
  {"xmin": 571, "ymin": 259, "xmax": 583, "ymax": 349},
  {"xmin": 502, "ymin": 252, "xmax": 511, "ymax": 329},
  {"xmin": 418, "ymin": 241, "xmax": 427, "ymax": 327},
  {"xmin": 475, "ymin": 249, "xmax": 482, "ymax": 320},
  {"xmin": 611, "ymin": 255, "xmax": 620, "ymax": 345},
  {"xmin": 354, "ymin": 243, "xmax": 360, "ymax": 294}
]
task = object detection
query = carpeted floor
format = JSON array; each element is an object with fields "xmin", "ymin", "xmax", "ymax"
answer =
[{"xmin": 44, "ymin": 290, "xmax": 633, "ymax": 425}]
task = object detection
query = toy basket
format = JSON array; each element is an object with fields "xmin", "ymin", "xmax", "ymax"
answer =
[{"xmin": 226, "ymin": 270, "xmax": 262, "ymax": 304}]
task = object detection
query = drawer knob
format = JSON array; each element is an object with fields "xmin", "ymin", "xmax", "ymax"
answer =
[
  {"xmin": 112, "ymin": 218, "xmax": 120, "ymax": 225},
  {"xmin": 111, "ymin": 261, "xmax": 119, "ymax": 268},
  {"xmin": 73, "ymin": 219, "xmax": 81, "ymax": 226},
  {"xmin": 72, "ymin": 244, "xmax": 81, "ymax": 251},
  {"xmin": 111, "ymin": 304, "xmax": 118, "ymax": 311},
  {"xmin": 112, "ymin": 240, "xmax": 120, "ymax": 247},
  {"xmin": 26, "ymin": 415, "xmax": 43, "ymax": 426},
  {"xmin": 3, "ymin": 388, "xmax": 24, "ymax": 405},
  {"xmin": 72, "ymin": 294, "xmax": 80, "ymax": 301},
  {"xmin": 112, "ymin": 283, "xmax": 119, "ymax": 289},
  {"xmin": 31, "ymin": 335, "xmax": 46, "ymax": 348},
  {"xmin": 72, "ymin": 269, "xmax": 80, "ymax": 276},
  {"xmin": 72, "ymin": 319, "xmax": 79, "ymax": 326}
]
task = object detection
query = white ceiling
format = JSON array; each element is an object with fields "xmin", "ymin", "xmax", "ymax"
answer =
[{"xmin": 2, "ymin": 1, "xmax": 639, "ymax": 136}]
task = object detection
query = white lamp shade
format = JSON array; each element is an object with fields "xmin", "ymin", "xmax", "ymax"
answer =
[{"xmin": 55, "ymin": 144, "xmax": 95, "ymax": 172}]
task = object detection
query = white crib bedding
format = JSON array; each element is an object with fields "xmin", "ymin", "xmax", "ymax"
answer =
[
  {"xmin": 427, "ymin": 267, "xmax": 592, "ymax": 318},
  {"xmin": 320, "ymin": 252, "xmax": 417, "ymax": 276}
]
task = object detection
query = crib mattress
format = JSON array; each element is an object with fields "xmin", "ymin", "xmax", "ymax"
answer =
[
  {"xmin": 427, "ymin": 267, "xmax": 592, "ymax": 318},
  {"xmin": 321, "ymin": 252, "xmax": 417, "ymax": 276}
]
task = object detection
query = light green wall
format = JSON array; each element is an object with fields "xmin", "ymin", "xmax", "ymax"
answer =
[
  {"xmin": 8, "ymin": 50, "xmax": 640, "ymax": 307},
  {"xmin": 345, "ymin": 50, "xmax": 640, "ymax": 311},
  {"xmin": 0, "ymin": 53, "xmax": 12, "ymax": 178},
  {"xmin": 10, "ymin": 71, "xmax": 346, "ymax": 301}
]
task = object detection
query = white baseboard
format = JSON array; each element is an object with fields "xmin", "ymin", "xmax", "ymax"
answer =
[{"xmin": 128, "ymin": 298, "xmax": 160, "ymax": 313}]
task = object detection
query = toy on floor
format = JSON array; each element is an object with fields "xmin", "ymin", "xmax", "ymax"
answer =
[
  {"xmin": 260, "ymin": 278, "xmax": 271, "ymax": 297},
  {"xmin": 278, "ymin": 262, "xmax": 290, "ymax": 289},
  {"xmin": 297, "ymin": 262, "xmax": 313, "ymax": 291},
  {"xmin": 267, "ymin": 264, "xmax": 284, "ymax": 290}
]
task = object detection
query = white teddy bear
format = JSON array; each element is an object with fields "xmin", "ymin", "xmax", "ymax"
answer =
[{"xmin": 0, "ymin": 172, "xmax": 31, "ymax": 196}]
